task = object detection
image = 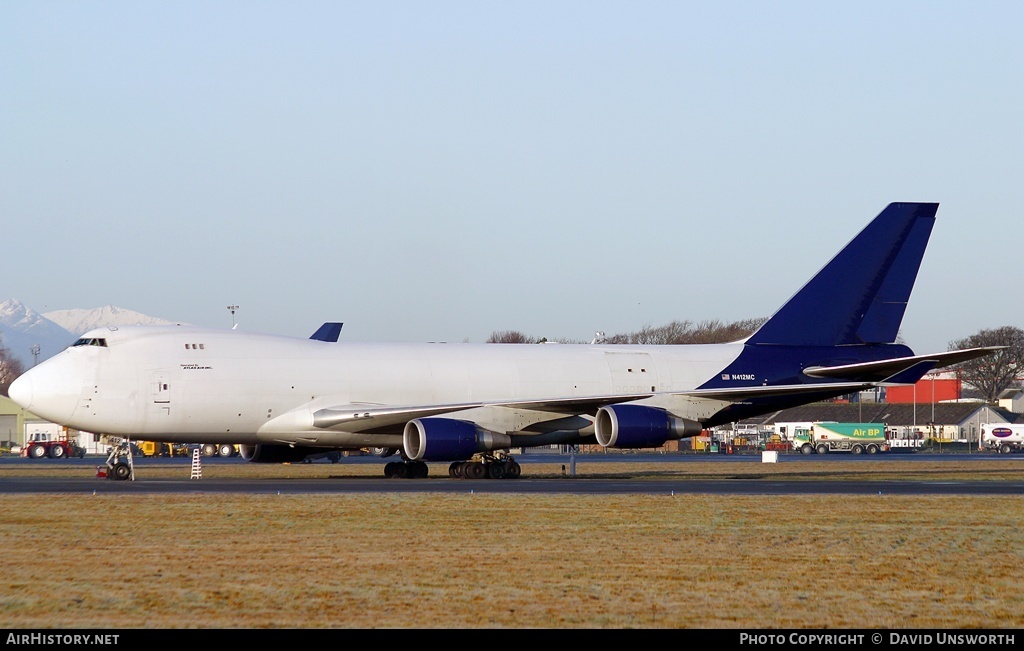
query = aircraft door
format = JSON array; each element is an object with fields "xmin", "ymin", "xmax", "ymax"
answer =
[{"xmin": 151, "ymin": 372, "xmax": 171, "ymax": 416}]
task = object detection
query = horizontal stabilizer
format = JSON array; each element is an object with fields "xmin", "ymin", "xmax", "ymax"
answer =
[
  {"xmin": 878, "ymin": 360, "xmax": 938, "ymax": 386},
  {"xmin": 802, "ymin": 346, "xmax": 1004, "ymax": 382}
]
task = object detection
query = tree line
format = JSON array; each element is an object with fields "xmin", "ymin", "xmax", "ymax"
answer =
[
  {"xmin": 487, "ymin": 318, "xmax": 768, "ymax": 345},
  {"xmin": 0, "ymin": 339, "xmax": 25, "ymax": 397},
  {"xmin": 948, "ymin": 326, "xmax": 1024, "ymax": 402}
]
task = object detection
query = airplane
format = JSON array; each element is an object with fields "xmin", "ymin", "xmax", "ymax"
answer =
[{"xmin": 8, "ymin": 202, "xmax": 1000, "ymax": 479}]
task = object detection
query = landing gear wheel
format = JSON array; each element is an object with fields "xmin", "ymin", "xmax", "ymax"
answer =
[
  {"xmin": 487, "ymin": 462, "xmax": 506, "ymax": 479},
  {"xmin": 465, "ymin": 462, "xmax": 487, "ymax": 479},
  {"xmin": 449, "ymin": 462, "xmax": 464, "ymax": 478},
  {"xmin": 112, "ymin": 462, "xmax": 132, "ymax": 481},
  {"xmin": 504, "ymin": 460, "xmax": 521, "ymax": 479},
  {"xmin": 201, "ymin": 444, "xmax": 217, "ymax": 457},
  {"xmin": 218, "ymin": 444, "xmax": 235, "ymax": 457}
]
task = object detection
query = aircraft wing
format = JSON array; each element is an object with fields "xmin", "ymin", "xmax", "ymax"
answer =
[
  {"xmin": 311, "ymin": 392, "xmax": 655, "ymax": 433},
  {"xmin": 802, "ymin": 346, "xmax": 1004, "ymax": 382}
]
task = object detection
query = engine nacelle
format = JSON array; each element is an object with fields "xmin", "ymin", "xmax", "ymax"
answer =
[
  {"xmin": 403, "ymin": 418, "xmax": 512, "ymax": 461},
  {"xmin": 238, "ymin": 443, "xmax": 323, "ymax": 464},
  {"xmin": 594, "ymin": 404, "xmax": 702, "ymax": 449}
]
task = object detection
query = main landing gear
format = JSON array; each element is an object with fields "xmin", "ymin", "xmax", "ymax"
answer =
[
  {"xmin": 383, "ymin": 460, "xmax": 428, "ymax": 478},
  {"xmin": 381, "ymin": 453, "xmax": 522, "ymax": 479},
  {"xmin": 449, "ymin": 453, "xmax": 521, "ymax": 480}
]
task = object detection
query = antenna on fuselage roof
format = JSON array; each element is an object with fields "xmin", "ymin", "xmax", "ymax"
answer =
[{"xmin": 227, "ymin": 305, "xmax": 239, "ymax": 329}]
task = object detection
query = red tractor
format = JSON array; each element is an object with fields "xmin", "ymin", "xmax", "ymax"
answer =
[{"xmin": 21, "ymin": 430, "xmax": 86, "ymax": 459}]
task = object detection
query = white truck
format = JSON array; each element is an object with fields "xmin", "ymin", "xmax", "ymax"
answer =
[
  {"xmin": 980, "ymin": 423, "xmax": 1024, "ymax": 454},
  {"xmin": 791, "ymin": 422, "xmax": 889, "ymax": 455}
]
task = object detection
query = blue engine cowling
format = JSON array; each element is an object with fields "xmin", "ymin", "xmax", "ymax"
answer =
[
  {"xmin": 403, "ymin": 418, "xmax": 512, "ymax": 462},
  {"xmin": 594, "ymin": 404, "xmax": 702, "ymax": 449}
]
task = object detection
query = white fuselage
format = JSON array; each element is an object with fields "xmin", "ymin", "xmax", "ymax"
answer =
[{"xmin": 12, "ymin": 325, "xmax": 740, "ymax": 447}]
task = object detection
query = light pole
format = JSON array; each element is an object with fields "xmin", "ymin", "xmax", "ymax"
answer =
[
  {"xmin": 930, "ymin": 371, "xmax": 935, "ymax": 442},
  {"xmin": 227, "ymin": 305, "xmax": 239, "ymax": 328}
]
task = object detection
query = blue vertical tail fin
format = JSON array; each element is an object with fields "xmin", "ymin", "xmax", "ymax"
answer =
[
  {"xmin": 745, "ymin": 202, "xmax": 937, "ymax": 347},
  {"xmin": 310, "ymin": 322, "xmax": 343, "ymax": 342}
]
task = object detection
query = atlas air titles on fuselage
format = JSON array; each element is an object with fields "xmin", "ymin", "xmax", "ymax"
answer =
[{"xmin": 8, "ymin": 202, "xmax": 1000, "ymax": 479}]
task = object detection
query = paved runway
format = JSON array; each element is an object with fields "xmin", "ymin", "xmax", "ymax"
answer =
[{"xmin": 3, "ymin": 452, "xmax": 1023, "ymax": 496}]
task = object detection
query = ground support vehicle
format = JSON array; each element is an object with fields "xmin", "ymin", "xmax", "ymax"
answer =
[
  {"xmin": 980, "ymin": 424, "xmax": 1024, "ymax": 454},
  {"xmin": 792, "ymin": 423, "xmax": 889, "ymax": 455},
  {"xmin": 138, "ymin": 441, "xmax": 191, "ymax": 457},
  {"xmin": 20, "ymin": 430, "xmax": 86, "ymax": 459}
]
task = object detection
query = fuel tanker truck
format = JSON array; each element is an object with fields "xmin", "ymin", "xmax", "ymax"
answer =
[{"xmin": 791, "ymin": 422, "xmax": 889, "ymax": 455}]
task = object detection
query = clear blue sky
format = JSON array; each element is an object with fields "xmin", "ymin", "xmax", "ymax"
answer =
[{"xmin": 3, "ymin": 1, "xmax": 1021, "ymax": 354}]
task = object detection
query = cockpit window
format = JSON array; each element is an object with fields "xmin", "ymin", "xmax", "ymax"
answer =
[{"xmin": 72, "ymin": 338, "xmax": 108, "ymax": 347}]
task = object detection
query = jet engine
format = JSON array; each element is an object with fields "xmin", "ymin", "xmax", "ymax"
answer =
[
  {"xmin": 403, "ymin": 418, "xmax": 512, "ymax": 462},
  {"xmin": 594, "ymin": 404, "xmax": 702, "ymax": 449},
  {"xmin": 238, "ymin": 443, "xmax": 323, "ymax": 463}
]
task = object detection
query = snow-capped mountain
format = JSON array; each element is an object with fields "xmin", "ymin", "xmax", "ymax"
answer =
[
  {"xmin": 0, "ymin": 299, "xmax": 75, "ymax": 368},
  {"xmin": 0, "ymin": 299, "xmax": 179, "ymax": 369},
  {"xmin": 43, "ymin": 305, "xmax": 180, "ymax": 336}
]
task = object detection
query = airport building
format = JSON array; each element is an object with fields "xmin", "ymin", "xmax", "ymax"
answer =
[
  {"xmin": 718, "ymin": 400, "xmax": 1022, "ymax": 451},
  {"xmin": 0, "ymin": 395, "xmax": 22, "ymax": 450}
]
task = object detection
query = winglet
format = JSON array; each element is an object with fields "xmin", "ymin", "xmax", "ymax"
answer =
[{"xmin": 310, "ymin": 323, "xmax": 343, "ymax": 342}]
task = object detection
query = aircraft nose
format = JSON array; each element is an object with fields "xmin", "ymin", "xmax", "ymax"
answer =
[
  {"xmin": 8, "ymin": 361, "xmax": 81, "ymax": 424},
  {"xmin": 8, "ymin": 373, "xmax": 32, "ymax": 409}
]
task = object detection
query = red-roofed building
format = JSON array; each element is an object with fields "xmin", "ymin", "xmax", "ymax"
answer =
[{"xmin": 886, "ymin": 375, "xmax": 962, "ymax": 404}]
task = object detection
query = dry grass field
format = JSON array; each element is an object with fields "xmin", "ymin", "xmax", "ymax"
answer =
[{"xmin": 2, "ymin": 457, "xmax": 1023, "ymax": 629}]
